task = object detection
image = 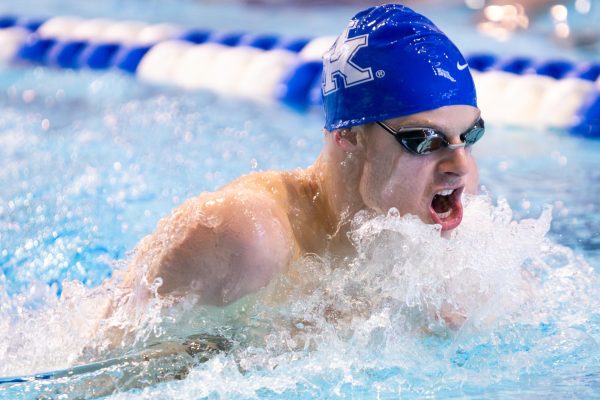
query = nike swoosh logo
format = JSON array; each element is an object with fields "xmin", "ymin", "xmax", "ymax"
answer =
[{"xmin": 457, "ymin": 62, "xmax": 469, "ymax": 71}]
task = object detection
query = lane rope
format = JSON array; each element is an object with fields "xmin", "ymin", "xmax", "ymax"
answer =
[{"xmin": 0, "ymin": 15, "xmax": 598, "ymax": 137}]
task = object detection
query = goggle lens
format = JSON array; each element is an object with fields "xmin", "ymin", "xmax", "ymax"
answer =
[
  {"xmin": 377, "ymin": 119, "xmax": 485, "ymax": 156},
  {"xmin": 461, "ymin": 125, "xmax": 485, "ymax": 145},
  {"xmin": 402, "ymin": 133, "xmax": 445, "ymax": 154}
]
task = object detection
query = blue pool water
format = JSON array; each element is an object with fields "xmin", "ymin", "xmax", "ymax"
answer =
[{"xmin": 1, "ymin": 1, "xmax": 599, "ymax": 399}]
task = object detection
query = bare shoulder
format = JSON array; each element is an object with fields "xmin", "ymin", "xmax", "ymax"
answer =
[{"xmin": 130, "ymin": 171, "xmax": 296, "ymax": 305}]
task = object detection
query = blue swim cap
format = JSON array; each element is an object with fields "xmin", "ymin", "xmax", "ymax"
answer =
[{"xmin": 322, "ymin": 4, "xmax": 477, "ymax": 130}]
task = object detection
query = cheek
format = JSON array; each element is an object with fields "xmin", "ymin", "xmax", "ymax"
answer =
[
  {"xmin": 359, "ymin": 157, "xmax": 428, "ymax": 212},
  {"xmin": 358, "ymin": 152, "xmax": 395, "ymax": 211},
  {"xmin": 358, "ymin": 163, "xmax": 386, "ymax": 211},
  {"xmin": 465, "ymin": 159, "xmax": 480, "ymax": 194},
  {"xmin": 379, "ymin": 169, "xmax": 424, "ymax": 211}
]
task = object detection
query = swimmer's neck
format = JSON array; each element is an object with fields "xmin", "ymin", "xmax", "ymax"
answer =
[{"xmin": 283, "ymin": 152, "xmax": 366, "ymax": 255}]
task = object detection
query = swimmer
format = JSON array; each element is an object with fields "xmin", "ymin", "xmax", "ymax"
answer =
[{"xmin": 108, "ymin": 4, "xmax": 484, "ymax": 325}]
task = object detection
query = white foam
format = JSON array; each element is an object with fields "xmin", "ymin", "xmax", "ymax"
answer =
[
  {"xmin": 1, "ymin": 195, "xmax": 597, "ymax": 397},
  {"xmin": 0, "ymin": 279, "xmax": 108, "ymax": 375}
]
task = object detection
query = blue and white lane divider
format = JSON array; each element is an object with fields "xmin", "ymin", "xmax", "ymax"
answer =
[{"xmin": 0, "ymin": 15, "xmax": 599, "ymax": 137}]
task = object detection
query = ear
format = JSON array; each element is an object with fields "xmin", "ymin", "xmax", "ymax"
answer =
[{"xmin": 333, "ymin": 129, "xmax": 358, "ymax": 151}]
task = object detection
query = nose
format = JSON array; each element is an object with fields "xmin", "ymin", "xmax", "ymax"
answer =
[{"xmin": 437, "ymin": 146, "xmax": 470, "ymax": 178}]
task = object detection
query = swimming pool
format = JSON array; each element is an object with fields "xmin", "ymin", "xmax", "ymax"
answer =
[{"xmin": 1, "ymin": 0, "xmax": 599, "ymax": 398}]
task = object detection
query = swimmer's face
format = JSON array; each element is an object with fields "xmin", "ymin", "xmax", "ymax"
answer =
[{"xmin": 357, "ymin": 105, "xmax": 481, "ymax": 232}]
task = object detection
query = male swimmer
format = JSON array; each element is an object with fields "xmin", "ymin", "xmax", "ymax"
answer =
[{"xmin": 110, "ymin": 4, "xmax": 484, "ymax": 318}]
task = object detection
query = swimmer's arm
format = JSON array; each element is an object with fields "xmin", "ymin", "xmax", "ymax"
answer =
[{"xmin": 123, "ymin": 190, "xmax": 295, "ymax": 305}]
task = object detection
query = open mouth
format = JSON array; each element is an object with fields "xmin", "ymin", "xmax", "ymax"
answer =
[{"xmin": 429, "ymin": 187, "xmax": 464, "ymax": 231}]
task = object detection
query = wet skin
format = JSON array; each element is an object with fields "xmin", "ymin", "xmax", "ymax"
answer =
[
  {"xmin": 112, "ymin": 105, "xmax": 481, "ymax": 311},
  {"xmin": 357, "ymin": 105, "xmax": 481, "ymax": 233}
]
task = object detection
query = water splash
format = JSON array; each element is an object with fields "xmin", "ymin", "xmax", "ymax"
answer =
[{"xmin": 0, "ymin": 194, "xmax": 598, "ymax": 398}]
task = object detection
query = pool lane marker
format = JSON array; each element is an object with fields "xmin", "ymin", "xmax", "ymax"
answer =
[{"xmin": 0, "ymin": 15, "xmax": 598, "ymax": 138}]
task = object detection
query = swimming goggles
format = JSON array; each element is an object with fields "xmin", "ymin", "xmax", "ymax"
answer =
[{"xmin": 376, "ymin": 118, "xmax": 485, "ymax": 156}]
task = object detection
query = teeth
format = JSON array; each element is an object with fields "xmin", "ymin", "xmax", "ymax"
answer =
[
  {"xmin": 436, "ymin": 189, "xmax": 454, "ymax": 196},
  {"xmin": 437, "ymin": 210, "xmax": 452, "ymax": 219}
]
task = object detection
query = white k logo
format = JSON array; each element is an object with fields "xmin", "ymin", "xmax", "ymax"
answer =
[{"xmin": 322, "ymin": 20, "xmax": 373, "ymax": 95}]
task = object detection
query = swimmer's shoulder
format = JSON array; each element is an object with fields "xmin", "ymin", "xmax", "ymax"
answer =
[
  {"xmin": 137, "ymin": 172, "xmax": 298, "ymax": 304},
  {"xmin": 205, "ymin": 170, "xmax": 300, "ymax": 216},
  {"xmin": 220, "ymin": 170, "xmax": 291, "ymax": 198},
  {"xmin": 224, "ymin": 169, "xmax": 316, "ymax": 198},
  {"xmin": 196, "ymin": 171, "xmax": 294, "ymax": 236},
  {"xmin": 201, "ymin": 170, "xmax": 301, "ymax": 252},
  {"xmin": 194, "ymin": 169, "xmax": 319, "ymax": 255},
  {"xmin": 221, "ymin": 169, "xmax": 333, "ymax": 255}
]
